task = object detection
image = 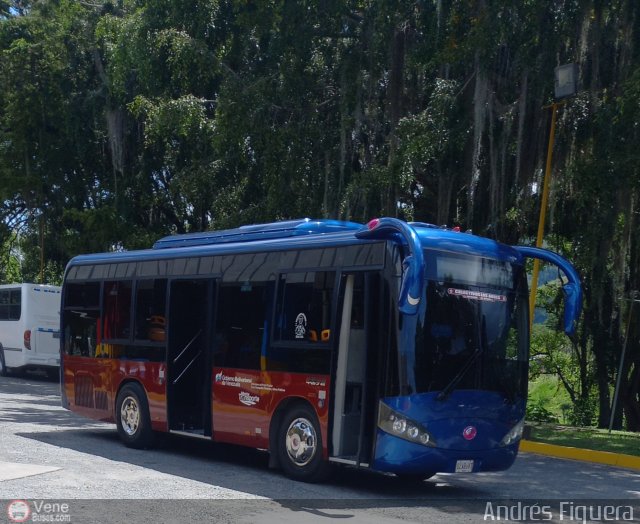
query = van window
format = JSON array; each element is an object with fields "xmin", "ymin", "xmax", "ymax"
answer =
[{"xmin": 0, "ymin": 289, "xmax": 21, "ymax": 321}]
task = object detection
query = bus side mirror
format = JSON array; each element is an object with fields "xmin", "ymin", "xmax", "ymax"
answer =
[
  {"xmin": 355, "ymin": 218, "xmax": 424, "ymax": 316},
  {"xmin": 513, "ymin": 246, "xmax": 582, "ymax": 339},
  {"xmin": 398, "ymin": 255, "xmax": 421, "ymax": 315},
  {"xmin": 562, "ymin": 282, "xmax": 580, "ymax": 339}
]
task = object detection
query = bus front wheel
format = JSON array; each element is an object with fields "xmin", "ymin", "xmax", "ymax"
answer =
[
  {"xmin": 115, "ymin": 383, "xmax": 154, "ymax": 449},
  {"xmin": 277, "ymin": 404, "xmax": 330, "ymax": 483},
  {"xmin": 395, "ymin": 472, "xmax": 436, "ymax": 483}
]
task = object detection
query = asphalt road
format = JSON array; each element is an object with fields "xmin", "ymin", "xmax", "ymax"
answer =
[{"xmin": 1, "ymin": 374, "xmax": 639, "ymax": 524}]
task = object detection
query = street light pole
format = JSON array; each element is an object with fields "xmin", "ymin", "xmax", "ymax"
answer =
[
  {"xmin": 529, "ymin": 63, "xmax": 578, "ymax": 332},
  {"xmin": 529, "ymin": 102, "xmax": 559, "ymax": 331}
]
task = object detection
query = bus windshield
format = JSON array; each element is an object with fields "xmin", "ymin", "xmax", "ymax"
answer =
[{"xmin": 407, "ymin": 250, "xmax": 529, "ymax": 402}]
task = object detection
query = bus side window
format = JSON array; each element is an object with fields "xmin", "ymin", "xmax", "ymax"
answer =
[
  {"xmin": 134, "ymin": 279, "xmax": 167, "ymax": 343},
  {"xmin": 103, "ymin": 281, "xmax": 132, "ymax": 341},
  {"xmin": 62, "ymin": 282, "xmax": 100, "ymax": 357},
  {"xmin": 215, "ymin": 283, "xmax": 269, "ymax": 370},
  {"xmin": 275, "ymin": 271, "xmax": 335, "ymax": 343}
]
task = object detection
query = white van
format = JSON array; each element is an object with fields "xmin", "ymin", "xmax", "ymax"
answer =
[{"xmin": 0, "ymin": 283, "xmax": 61, "ymax": 378}]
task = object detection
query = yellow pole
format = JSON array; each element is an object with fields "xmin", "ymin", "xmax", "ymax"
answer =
[{"xmin": 529, "ymin": 102, "xmax": 559, "ymax": 332}]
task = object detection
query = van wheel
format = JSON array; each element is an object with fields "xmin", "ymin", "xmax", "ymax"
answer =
[
  {"xmin": 277, "ymin": 404, "xmax": 331, "ymax": 483},
  {"xmin": 116, "ymin": 383, "xmax": 155, "ymax": 449},
  {"xmin": 0, "ymin": 347, "xmax": 8, "ymax": 377}
]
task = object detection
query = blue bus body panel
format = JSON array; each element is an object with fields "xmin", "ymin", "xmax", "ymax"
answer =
[
  {"xmin": 373, "ymin": 391, "xmax": 524, "ymax": 474},
  {"xmin": 153, "ymin": 219, "xmax": 363, "ymax": 249},
  {"xmin": 66, "ymin": 220, "xmax": 526, "ymax": 270},
  {"xmin": 65, "ymin": 230, "xmax": 372, "ymax": 268},
  {"xmin": 415, "ymin": 228, "xmax": 521, "ymax": 263},
  {"xmin": 373, "ymin": 431, "xmax": 519, "ymax": 474}
]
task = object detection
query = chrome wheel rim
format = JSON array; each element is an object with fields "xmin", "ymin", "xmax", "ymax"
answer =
[
  {"xmin": 120, "ymin": 396, "xmax": 140, "ymax": 436},
  {"xmin": 285, "ymin": 417, "xmax": 317, "ymax": 467}
]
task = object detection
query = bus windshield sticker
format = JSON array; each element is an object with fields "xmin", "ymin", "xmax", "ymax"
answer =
[
  {"xmin": 294, "ymin": 312, "xmax": 307, "ymax": 339},
  {"xmin": 447, "ymin": 288, "xmax": 507, "ymax": 302}
]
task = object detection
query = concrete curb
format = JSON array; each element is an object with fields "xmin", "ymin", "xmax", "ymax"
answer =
[{"xmin": 520, "ymin": 439, "xmax": 640, "ymax": 471}]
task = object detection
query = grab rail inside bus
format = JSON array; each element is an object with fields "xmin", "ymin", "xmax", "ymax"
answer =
[
  {"xmin": 355, "ymin": 218, "xmax": 424, "ymax": 315},
  {"xmin": 173, "ymin": 350, "xmax": 202, "ymax": 385},
  {"xmin": 173, "ymin": 329, "xmax": 203, "ymax": 364},
  {"xmin": 513, "ymin": 245, "xmax": 582, "ymax": 337}
]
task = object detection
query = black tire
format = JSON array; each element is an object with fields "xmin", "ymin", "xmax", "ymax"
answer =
[
  {"xmin": 115, "ymin": 383, "xmax": 155, "ymax": 449},
  {"xmin": 45, "ymin": 368, "xmax": 60, "ymax": 381},
  {"xmin": 0, "ymin": 347, "xmax": 7, "ymax": 377},
  {"xmin": 395, "ymin": 472, "xmax": 436, "ymax": 483},
  {"xmin": 277, "ymin": 403, "xmax": 331, "ymax": 483}
]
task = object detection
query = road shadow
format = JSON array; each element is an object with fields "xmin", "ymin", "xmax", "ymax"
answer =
[
  {"xmin": 5, "ymin": 375, "xmax": 640, "ymax": 517},
  {"xmin": 0, "ymin": 376, "xmax": 105, "ymax": 428},
  {"xmin": 16, "ymin": 426, "xmax": 491, "ymax": 503}
]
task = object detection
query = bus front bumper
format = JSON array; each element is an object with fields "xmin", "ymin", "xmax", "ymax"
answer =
[{"xmin": 372, "ymin": 429, "xmax": 519, "ymax": 475}]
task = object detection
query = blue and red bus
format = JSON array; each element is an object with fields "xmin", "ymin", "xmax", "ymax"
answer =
[{"xmin": 60, "ymin": 217, "xmax": 581, "ymax": 482}]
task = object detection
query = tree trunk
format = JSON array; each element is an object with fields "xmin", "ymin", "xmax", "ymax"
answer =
[
  {"xmin": 468, "ymin": 52, "xmax": 488, "ymax": 229},
  {"xmin": 386, "ymin": 25, "xmax": 406, "ymax": 216}
]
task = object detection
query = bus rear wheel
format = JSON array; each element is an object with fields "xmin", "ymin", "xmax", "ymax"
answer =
[
  {"xmin": 116, "ymin": 383, "xmax": 154, "ymax": 449},
  {"xmin": 277, "ymin": 404, "xmax": 330, "ymax": 483}
]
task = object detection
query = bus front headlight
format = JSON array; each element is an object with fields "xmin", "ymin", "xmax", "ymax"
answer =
[
  {"xmin": 500, "ymin": 418, "xmax": 525, "ymax": 447},
  {"xmin": 378, "ymin": 402, "xmax": 436, "ymax": 447}
]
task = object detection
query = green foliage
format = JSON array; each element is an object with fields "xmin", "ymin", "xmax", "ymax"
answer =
[
  {"xmin": 526, "ymin": 402, "xmax": 559, "ymax": 424},
  {"xmin": 0, "ymin": 0, "xmax": 639, "ymax": 429},
  {"xmin": 529, "ymin": 424, "xmax": 640, "ymax": 457},
  {"xmin": 0, "ymin": 233, "xmax": 22, "ymax": 284}
]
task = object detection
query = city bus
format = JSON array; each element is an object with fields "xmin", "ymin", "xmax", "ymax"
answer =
[
  {"xmin": 60, "ymin": 217, "xmax": 581, "ymax": 482},
  {"xmin": 0, "ymin": 283, "xmax": 62, "ymax": 378}
]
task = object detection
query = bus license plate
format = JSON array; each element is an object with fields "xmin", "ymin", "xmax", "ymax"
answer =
[{"xmin": 455, "ymin": 460, "xmax": 474, "ymax": 473}]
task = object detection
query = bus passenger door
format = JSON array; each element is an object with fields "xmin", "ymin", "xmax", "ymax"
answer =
[
  {"xmin": 167, "ymin": 279, "xmax": 215, "ymax": 437},
  {"xmin": 331, "ymin": 272, "xmax": 381, "ymax": 465}
]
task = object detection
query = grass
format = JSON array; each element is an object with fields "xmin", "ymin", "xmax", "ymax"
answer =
[
  {"xmin": 527, "ymin": 423, "xmax": 640, "ymax": 457},
  {"xmin": 527, "ymin": 375, "xmax": 573, "ymax": 423}
]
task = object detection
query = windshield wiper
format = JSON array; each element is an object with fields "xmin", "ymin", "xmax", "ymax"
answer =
[{"xmin": 436, "ymin": 346, "xmax": 483, "ymax": 401}]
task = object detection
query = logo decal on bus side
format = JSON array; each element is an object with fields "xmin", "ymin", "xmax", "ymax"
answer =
[
  {"xmin": 239, "ymin": 392, "xmax": 260, "ymax": 406},
  {"xmin": 215, "ymin": 372, "xmax": 253, "ymax": 388}
]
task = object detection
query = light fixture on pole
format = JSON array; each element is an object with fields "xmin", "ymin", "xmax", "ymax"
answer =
[{"xmin": 529, "ymin": 64, "xmax": 578, "ymax": 331}]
